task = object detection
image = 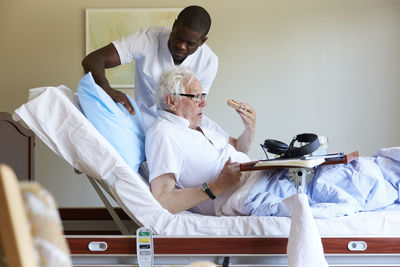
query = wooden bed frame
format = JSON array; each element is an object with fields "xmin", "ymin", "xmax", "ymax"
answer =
[
  {"xmin": 0, "ymin": 112, "xmax": 35, "ymax": 181},
  {"xmin": 4, "ymin": 110, "xmax": 400, "ymax": 266},
  {"xmin": 68, "ymin": 235, "xmax": 400, "ymax": 266}
]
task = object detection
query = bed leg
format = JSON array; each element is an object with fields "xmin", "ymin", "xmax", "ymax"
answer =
[
  {"xmin": 86, "ymin": 175, "xmax": 131, "ymax": 235},
  {"xmin": 222, "ymin": 256, "xmax": 230, "ymax": 267}
]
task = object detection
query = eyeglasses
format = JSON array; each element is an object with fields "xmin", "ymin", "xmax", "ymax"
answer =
[{"xmin": 176, "ymin": 93, "xmax": 207, "ymax": 103}]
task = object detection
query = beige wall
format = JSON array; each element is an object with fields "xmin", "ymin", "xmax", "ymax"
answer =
[{"xmin": 1, "ymin": 0, "xmax": 399, "ymax": 206}]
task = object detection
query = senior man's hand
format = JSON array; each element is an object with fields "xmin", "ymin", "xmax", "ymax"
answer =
[
  {"xmin": 229, "ymin": 102, "xmax": 256, "ymax": 154},
  {"xmin": 105, "ymin": 87, "xmax": 135, "ymax": 114},
  {"xmin": 210, "ymin": 158, "xmax": 242, "ymax": 195},
  {"xmin": 237, "ymin": 102, "xmax": 256, "ymax": 134}
]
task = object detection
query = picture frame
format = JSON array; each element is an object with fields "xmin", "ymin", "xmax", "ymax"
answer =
[{"xmin": 85, "ymin": 8, "xmax": 181, "ymax": 88}]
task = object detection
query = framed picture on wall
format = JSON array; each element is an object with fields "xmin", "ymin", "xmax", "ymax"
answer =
[{"xmin": 86, "ymin": 8, "xmax": 181, "ymax": 88}]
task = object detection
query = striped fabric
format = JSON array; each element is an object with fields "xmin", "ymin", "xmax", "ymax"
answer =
[
  {"xmin": 20, "ymin": 182, "xmax": 72, "ymax": 267},
  {"xmin": 243, "ymin": 147, "xmax": 400, "ymax": 218}
]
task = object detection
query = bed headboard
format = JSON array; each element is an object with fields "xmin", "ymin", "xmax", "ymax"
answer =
[{"xmin": 0, "ymin": 112, "xmax": 35, "ymax": 181}]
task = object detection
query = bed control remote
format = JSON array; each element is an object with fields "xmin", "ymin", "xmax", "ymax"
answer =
[{"xmin": 136, "ymin": 227, "xmax": 154, "ymax": 267}]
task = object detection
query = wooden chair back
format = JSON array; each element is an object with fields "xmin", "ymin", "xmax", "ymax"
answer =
[{"xmin": 0, "ymin": 164, "xmax": 38, "ymax": 267}]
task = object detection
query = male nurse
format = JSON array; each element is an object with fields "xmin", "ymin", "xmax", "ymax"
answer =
[{"xmin": 82, "ymin": 5, "xmax": 218, "ymax": 114}]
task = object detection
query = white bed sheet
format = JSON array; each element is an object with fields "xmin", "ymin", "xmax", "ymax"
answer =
[{"xmin": 13, "ymin": 85, "xmax": 400, "ymax": 236}]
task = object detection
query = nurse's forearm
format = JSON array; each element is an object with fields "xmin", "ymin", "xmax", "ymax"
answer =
[{"xmin": 81, "ymin": 43, "xmax": 120, "ymax": 92}]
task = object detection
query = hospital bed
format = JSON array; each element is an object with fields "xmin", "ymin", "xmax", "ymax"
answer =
[{"xmin": 10, "ymin": 85, "xmax": 400, "ymax": 266}]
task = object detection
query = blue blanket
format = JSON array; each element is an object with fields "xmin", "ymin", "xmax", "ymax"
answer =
[{"xmin": 243, "ymin": 147, "xmax": 400, "ymax": 218}]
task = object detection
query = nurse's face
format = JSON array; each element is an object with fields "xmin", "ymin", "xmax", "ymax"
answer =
[
  {"xmin": 173, "ymin": 77, "xmax": 206, "ymax": 129},
  {"xmin": 168, "ymin": 21, "xmax": 207, "ymax": 65}
]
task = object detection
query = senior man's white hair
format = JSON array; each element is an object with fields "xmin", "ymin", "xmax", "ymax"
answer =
[{"xmin": 157, "ymin": 66, "xmax": 196, "ymax": 110}]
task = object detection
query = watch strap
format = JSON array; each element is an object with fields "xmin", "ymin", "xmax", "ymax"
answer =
[{"xmin": 201, "ymin": 183, "xmax": 216, "ymax": 200}]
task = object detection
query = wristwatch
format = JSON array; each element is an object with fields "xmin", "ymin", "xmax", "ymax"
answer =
[{"xmin": 201, "ymin": 183, "xmax": 216, "ymax": 200}]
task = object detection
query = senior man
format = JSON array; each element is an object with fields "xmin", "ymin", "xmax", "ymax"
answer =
[
  {"xmin": 146, "ymin": 66, "xmax": 400, "ymax": 219},
  {"xmin": 146, "ymin": 66, "xmax": 256, "ymax": 215}
]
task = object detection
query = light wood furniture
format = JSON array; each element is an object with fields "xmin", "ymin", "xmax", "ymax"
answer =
[{"xmin": 0, "ymin": 164, "xmax": 38, "ymax": 267}]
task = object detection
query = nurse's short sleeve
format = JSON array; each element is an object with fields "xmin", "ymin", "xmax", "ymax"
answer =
[
  {"xmin": 112, "ymin": 27, "xmax": 154, "ymax": 64},
  {"xmin": 146, "ymin": 130, "xmax": 184, "ymax": 183}
]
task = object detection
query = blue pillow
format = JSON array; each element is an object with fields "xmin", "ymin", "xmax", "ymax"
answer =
[{"xmin": 77, "ymin": 72, "xmax": 145, "ymax": 172}]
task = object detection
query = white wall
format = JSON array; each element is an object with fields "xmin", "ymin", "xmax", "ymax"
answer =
[
  {"xmin": 1, "ymin": 0, "xmax": 399, "ymax": 206},
  {"xmin": 207, "ymin": 0, "xmax": 400, "ymax": 160}
]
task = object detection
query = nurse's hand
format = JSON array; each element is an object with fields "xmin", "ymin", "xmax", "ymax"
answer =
[
  {"xmin": 210, "ymin": 158, "xmax": 242, "ymax": 195},
  {"xmin": 105, "ymin": 87, "xmax": 135, "ymax": 114},
  {"xmin": 82, "ymin": 43, "xmax": 135, "ymax": 113}
]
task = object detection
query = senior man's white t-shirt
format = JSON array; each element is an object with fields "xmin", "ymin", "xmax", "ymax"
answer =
[
  {"xmin": 146, "ymin": 111, "xmax": 250, "ymax": 215},
  {"xmin": 112, "ymin": 26, "xmax": 218, "ymax": 108}
]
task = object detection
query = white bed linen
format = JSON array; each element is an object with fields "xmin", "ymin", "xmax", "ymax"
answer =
[{"xmin": 13, "ymin": 85, "xmax": 400, "ymax": 236}]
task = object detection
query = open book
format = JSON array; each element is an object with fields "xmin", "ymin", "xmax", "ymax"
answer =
[
  {"xmin": 254, "ymin": 158, "xmax": 325, "ymax": 168},
  {"xmin": 240, "ymin": 151, "xmax": 359, "ymax": 172}
]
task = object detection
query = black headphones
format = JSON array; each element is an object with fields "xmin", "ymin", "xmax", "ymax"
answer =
[{"xmin": 261, "ymin": 133, "xmax": 320, "ymax": 159}]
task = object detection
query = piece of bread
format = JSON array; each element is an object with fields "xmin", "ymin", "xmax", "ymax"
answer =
[{"xmin": 227, "ymin": 99, "xmax": 240, "ymax": 110}]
